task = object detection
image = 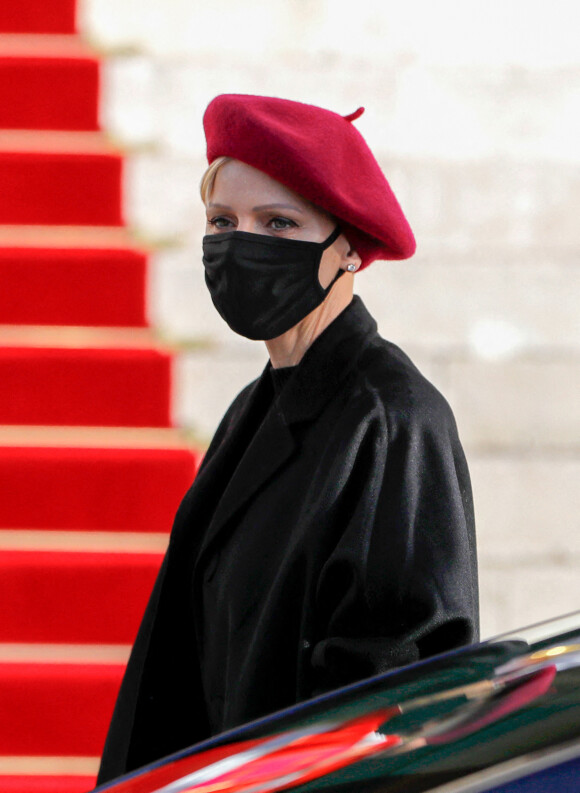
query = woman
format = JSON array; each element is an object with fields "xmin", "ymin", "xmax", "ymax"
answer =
[{"xmin": 97, "ymin": 94, "xmax": 478, "ymax": 785}]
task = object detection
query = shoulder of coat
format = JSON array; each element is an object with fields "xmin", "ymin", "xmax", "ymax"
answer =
[{"xmin": 352, "ymin": 338, "xmax": 457, "ymax": 428}]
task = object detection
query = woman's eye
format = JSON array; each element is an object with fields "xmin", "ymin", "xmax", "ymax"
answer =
[
  {"xmin": 268, "ymin": 217, "xmax": 298, "ymax": 231},
  {"xmin": 208, "ymin": 216, "xmax": 233, "ymax": 229}
]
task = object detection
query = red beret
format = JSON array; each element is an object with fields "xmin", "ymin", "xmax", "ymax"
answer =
[{"xmin": 203, "ymin": 94, "xmax": 416, "ymax": 268}]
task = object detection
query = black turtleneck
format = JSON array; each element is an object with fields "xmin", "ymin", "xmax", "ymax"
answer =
[{"xmin": 269, "ymin": 364, "xmax": 296, "ymax": 395}]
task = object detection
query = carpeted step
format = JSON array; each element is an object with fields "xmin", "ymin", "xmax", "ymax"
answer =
[
  {"xmin": 0, "ymin": 246, "xmax": 148, "ymax": 327},
  {"xmin": 0, "ymin": 438, "xmax": 200, "ymax": 532},
  {"xmin": 0, "ymin": 344, "xmax": 172, "ymax": 426},
  {"xmin": 0, "ymin": 40, "xmax": 99, "ymax": 130},
  {"xmin": 0, "ymin": 644, "xmax": 131, "ymax": 665},
  {"xmin": 0, "ymin": 776, "xmax": 96, "ymax": 793},
  {"xmin": 0, "ymin": 132, "xmax": 122, "ymax": 226},
  {"xmin": 0, "ymin": 662, "xmax": 124, "ymax": 756},
  {"xmin": 0, "ymin": 425, "xmax": 200, "ymax": 448},
  {"xmin": 0, "ymin": 529, "xmax": 169, "ymax": 554},
  {"xmin": 0, "ymin": 225, "xmax": 137, "ymax": 248},
  {"xmin": 0, "ymin": 748, "xmax": 99, "ymax": 792},
  {"xmin": 0, "ymin": 550, "xmax": 164, "ymax": 643},
  {"xmin": 0, "ymin": 2, "xmax": 76, "ymax": 34}
]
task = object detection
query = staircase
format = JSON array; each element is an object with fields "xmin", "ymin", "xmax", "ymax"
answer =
[{"xmin": 0, "ymin": 2, "xmax": 200, "ymax": 791}]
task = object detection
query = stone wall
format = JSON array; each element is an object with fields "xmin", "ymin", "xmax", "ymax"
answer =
[{"xmin": 79, "ymin": 0, "xmax": 580, "ymax": 639}]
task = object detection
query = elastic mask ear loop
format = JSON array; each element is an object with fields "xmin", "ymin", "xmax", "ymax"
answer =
[
  {"xmin": 323, "ymin": 266, "xmax": 345, "ymax": 293},
  {"xmin": 319, "ymin": 227, "xmax": 346, "ymax": 294},
  {"xmin": 321, "ymin": 226, "xmax": 342, "ymax": 250}
]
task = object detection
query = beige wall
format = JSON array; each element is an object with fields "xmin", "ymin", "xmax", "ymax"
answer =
[{"xmin": 80, "ymin": 0, "xmax": 580, "ymax": 639}]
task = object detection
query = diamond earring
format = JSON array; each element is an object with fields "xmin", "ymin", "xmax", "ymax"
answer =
[{"xmin": 346, "ymin": 263, "xmax": 357, "ymax": 273}]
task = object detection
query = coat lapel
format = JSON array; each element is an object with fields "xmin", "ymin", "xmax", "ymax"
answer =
[
  {"xmin": 197, "ymin": 403, "xmax": 295, "ymax": 561},
  {"xmin": 278, "ymin": 295, "xmax": 378, "ymax": 425}
]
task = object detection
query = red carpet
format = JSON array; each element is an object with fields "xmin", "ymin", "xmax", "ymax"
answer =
[
  {"xmin": 0, "ymin": 150, "xmax": 123, "ymax": 226},
  {"xmin": 0, "ymin": 663, "xmax": 124, "ymax": 755},
  {"xmin": 0, "ymin": 2, "xmax": 203, "ymax": 789},
  {"xmin": 0, "ymin": 346, "xmax": 172, "ymax": 426},
  {"xmin": 0, "ymin": 247, "xmax": 148, "ymax": 327},
  {"xmin": 1, "ymin": 550, "xmax": 164, "ymax": 643},
  {"xmin": 0, "ymin": 445, "xmax": 199, "ymax": 531},
  {"xmin": 0, "ymin": 0, "xmax": 76, "ymax": 34},
  {"xmin": 0, "ymin": 56, "xmax": 99, "ymax": 131}
]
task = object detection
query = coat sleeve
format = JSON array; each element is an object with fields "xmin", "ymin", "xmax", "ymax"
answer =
[{"xmin": 310, "ymin": 390, "xmax": 479, "ymax": 695}]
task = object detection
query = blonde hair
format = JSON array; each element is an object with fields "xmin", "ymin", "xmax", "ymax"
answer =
[{"xmin": 200, "ymin": 156, "xmax": 232, "ymax": 203}]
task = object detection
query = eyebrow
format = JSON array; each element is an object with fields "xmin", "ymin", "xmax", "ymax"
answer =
[
  {"xmin": 252, "ymin": 203, "xmax": 304, "ymax": 214},
  {"xmin": 206, "ymin": 202, "xmax": 304, "ymax": 214}
]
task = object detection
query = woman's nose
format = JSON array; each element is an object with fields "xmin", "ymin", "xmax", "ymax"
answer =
[{"xmin": 236, "ymin": 217, "xmax": 260, "ymax": 234}]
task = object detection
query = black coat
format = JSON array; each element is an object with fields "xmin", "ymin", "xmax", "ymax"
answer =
[{"xmin": 97, "ymin": 297, "xmax": 478, "ymax": 785}]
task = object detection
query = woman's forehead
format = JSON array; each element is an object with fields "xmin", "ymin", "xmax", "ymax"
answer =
[{"xmin": 210, "ymin": 159, "xmax": 323, "ymax": 216}]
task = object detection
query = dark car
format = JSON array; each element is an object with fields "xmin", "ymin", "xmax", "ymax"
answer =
[{"xmin": 95, "ymin": 611, "xmax": 580, "ymax": 793}]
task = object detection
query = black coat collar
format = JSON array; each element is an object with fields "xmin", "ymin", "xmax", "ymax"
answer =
[
  {"xmin": 195, "ymin": 296, "xmax": 378, "ymax": 562},
  {"xmin": 275, "ymin": 295, "xmax": 378, "ymax": 425}
]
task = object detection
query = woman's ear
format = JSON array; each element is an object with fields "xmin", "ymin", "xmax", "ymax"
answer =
[{"xmin": 341, "ymin": 239, "xmax": 362, "ymax": 273}]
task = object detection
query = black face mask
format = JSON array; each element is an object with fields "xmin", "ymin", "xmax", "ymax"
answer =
[{"xmin": 202, "ymin": 226, "xmax": 343, "ymax": 340}]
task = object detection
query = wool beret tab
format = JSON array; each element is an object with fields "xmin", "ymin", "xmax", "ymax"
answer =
[
  {"xmin": 203, "ymin": 94, "xmax": 416, "ymax": 267},
  {"xmin": 344, "ymin": 106, "xmax": 365, "ymax": 122}
]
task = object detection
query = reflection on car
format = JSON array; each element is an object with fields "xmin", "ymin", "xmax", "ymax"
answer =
[{"xmin": 95, "ymin": 611, "xmax": 580, "ymax": 793}]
